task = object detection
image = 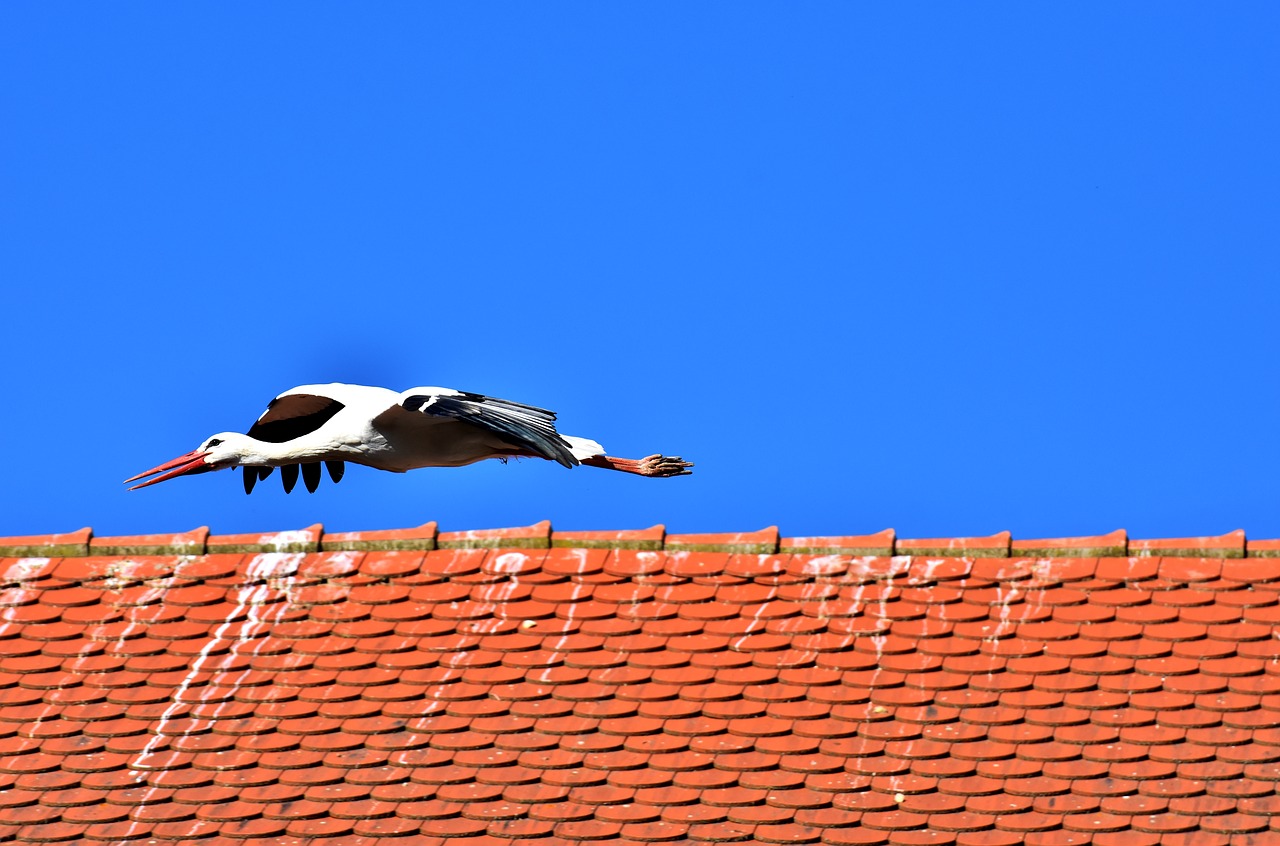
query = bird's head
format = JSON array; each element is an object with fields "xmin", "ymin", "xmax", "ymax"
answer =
[{"xmin": 125, "ymin": 432, "xmax": 262, "ymax": 490}]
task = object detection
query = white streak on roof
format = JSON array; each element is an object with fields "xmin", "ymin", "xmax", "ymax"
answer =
[
  {"xmin": 132, "ymin": 554, "xmax": 303, "ymax": 778},
  {"xmin": 3, "ymin": 558, "xmax": 51, "ymax": 582},
  {"xmin": 915, "ymin": 558, "xmax": 949, "ymax": 583},
  {"xmin": 799, "ymin": 554, "xmax": 846, "ymax": 576},
  {"xmin": 467, "ymin": 618, "xmax": 513, "ymax": 634},
  {"xmin": 254, "ymin": 530, "xmax": 313, "ymax": 551},
  {"xmin": 731, "ymin": 599, "xmax": 772, "ymax": 652},
  {"xmin": 324, "ymin": 550, "xmax": 362, "ymax": 570},
  {"xmin": 244, "ymin": 552, "xmax": 304, "ymax": 582},
  {"xmin": 487, "ymin": 552, "xmax": 529, "ymax": 574}
]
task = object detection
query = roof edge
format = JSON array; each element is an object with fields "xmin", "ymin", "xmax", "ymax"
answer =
[
  {"xmin": 552, "ymin": 525, "xmax": 665, "ymax": 551},
  {"xmin": 667, "ymin": 526, "xmax": 779, "ymax": 554},
  {"xmin": 438, "ymin": 520, "xmax": 551, "ymax": 550},
  {"xmin": 321, "ymin": 522, "xmax": 439, "ymax": 552},
  {"xmin": 5, "ymin": 524, "xmax": 1279, "ymax": 558},
  {"xmin": 1011, "ymin": 528, "xmax": 1128, "ymax": 558},
  {"xmin": 781, "ymin": 529, "xmax": 895, "ymax": 556}
]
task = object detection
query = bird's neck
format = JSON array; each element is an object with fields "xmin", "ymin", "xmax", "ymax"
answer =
[{"xmin": 239, "ymin": 436, "xmax": 332, "ymax": 466}]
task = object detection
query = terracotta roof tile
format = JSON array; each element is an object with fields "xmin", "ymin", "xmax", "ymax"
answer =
[
  {"xmin": 553, "ymin": 525, "xmax": 666, "ymax": 551},
  {"xmin": 666, "ymin": 527, "xmax": 779, "ymax": 554},
  {"xmin": 1130, "ymin": 530, "xmax": 1246, "ymax": 559},
  {"xmin": 436, "ymin": 521, "xmax": 552, "ymax": 550},
  {"xmin": 5, "ymin": 523, "xmax": 1280, "ymax": 842},
  {"xmin": 1011, "ymin": 530, "xmax": 1128, "ymax": 558},
  {"xmin": 896, "ymin": 532, "xmax": 1012, "ymax": 559},
  {"xmin": 780, "ymin": 529, "xmax": 896, "ymax": 556},
  {"xmin": 206, "ymin": 524, "xmax": 323, "ymax": 554},
  {"xmin": 87, "ymin": 527, "xmax": 210, "ymax": 557}
]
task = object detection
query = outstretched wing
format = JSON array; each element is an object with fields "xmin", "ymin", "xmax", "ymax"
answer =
[{"xmin": 397, "ymin": 387, "xmax": 578, "ymax": 468}]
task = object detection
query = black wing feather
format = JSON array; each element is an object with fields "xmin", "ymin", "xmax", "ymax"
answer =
[
  {"xmin": 248, "ymin": 395, "xmax": 345, "ymax": 443},
  {"xmin": 326, "ymin": 461, "xmax": 344, "ymax": 483},
  {"xmin": 402, "ymin": 391, "xmax": 577, "ymax": 468},
  {"xmin": 243, "ymin": 465, "xmax": 273, "ymax": 496},
  {"xmin": 242, "ymin": 393, "xmax": 346, "ymax": 495}
]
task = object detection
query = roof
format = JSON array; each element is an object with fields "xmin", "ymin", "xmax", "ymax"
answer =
[{"xmin": 2, "ymin": 521, "xmax": 1279, "ymax": 846}]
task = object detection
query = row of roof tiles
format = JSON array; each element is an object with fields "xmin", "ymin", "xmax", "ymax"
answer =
[
  {"xmin": 0, "ymin": 524, "xmax": 1272, "ymax": 559},
  {"xmin": 5, "ymin": 542, "xmax": 1280, "ymax": 844}
]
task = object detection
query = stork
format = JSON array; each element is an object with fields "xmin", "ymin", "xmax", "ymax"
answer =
[{"xmin": 126, "ymin": 383, "xmax": 693, "ymax": 493}]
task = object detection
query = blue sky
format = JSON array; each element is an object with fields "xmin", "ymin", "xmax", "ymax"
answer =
[{"xmin": 2, "ymin": 5, "xmax": 1278, "ymax": 542}]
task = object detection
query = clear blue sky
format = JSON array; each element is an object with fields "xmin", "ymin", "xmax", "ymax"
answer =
[{"xmin": 2, "ymin": 5, "xmax": 1278, "ymax": 541}]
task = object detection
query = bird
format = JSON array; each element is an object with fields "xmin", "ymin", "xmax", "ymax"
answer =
[{"xmin": 125, "ymin": 383, "xmax": 693, "ymax": 493}]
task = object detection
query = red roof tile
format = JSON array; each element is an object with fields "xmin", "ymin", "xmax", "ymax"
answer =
[
  {"xmin": 780, "ymin": 529, "xmax": 895, "ymax": 556},
  {"xmin": 896, "ymin": 532, "xmax": 1011, "ymax": 559},
  {"xmin": 4, "ymin": 522, "xmax": 1280, "ymax": 843}
]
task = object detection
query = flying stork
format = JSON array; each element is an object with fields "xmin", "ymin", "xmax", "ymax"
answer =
[{"xmin": 126, "ymin": 383, "xmax": 693, "ymax": 493}]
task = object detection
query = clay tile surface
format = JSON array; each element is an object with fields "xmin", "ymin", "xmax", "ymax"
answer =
[
  {"xmin": 780, "ymin": 529, "xmax": 895, "ymax": 556},
  {"xmin": 438, "ymin": 520, "xmax": 552, "ymax": 550},
  {"xmin": 553, "ymin": 525, "xmax": 666, "ymax": 551},
  {"xmin": 206, "ymin": 524, "xmax": 323, "ymax": 554},
  {"xmin": 321, "ymin": 521, "xmax": 438, "ymax": 552},
  {"xmin": 1011, "ymin": 529, "xmax": 1127, "ymax": 558},
  {"xmin": 666, "ymin": 527, "xmax": 780, "ymax": 554},
  {"xmin": 4, "ymin": 523, "xmax": 1280, "ymax": 844},
  {"xmin": 896, "ymin": 532, "xmax": 1012, "ymax": 559},
  {"xmin": 1130, "ymin": 530, "xmax": 1246, "ymax": 559},
  {"xmin": 0, "ymin": 527, "xmax": 92, "ymax": 557},
  {"xmin": 89, "ymin": 527, "xmax": 210, "ymax": 557}
]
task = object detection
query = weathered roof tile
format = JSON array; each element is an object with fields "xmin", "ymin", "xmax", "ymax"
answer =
[
  {"xmin": 2, "ymin": 522, "xmax": 1279, "ymax": 843},
  {"xmin": 897, "ymin": 532, "xmax": 1012, "ymax": 559}
]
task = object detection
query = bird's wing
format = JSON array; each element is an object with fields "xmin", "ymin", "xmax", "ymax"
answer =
[
  {"xmin": 242, "ymin": 389, "xmax": 349, "ymax": 494},
  {"xmin": 247, "ymin": 391, "xmax": 346, "ymax": 443},
  {"xmin": 395, "ymin": 387, "xmax": 578, "ymax": 468}
]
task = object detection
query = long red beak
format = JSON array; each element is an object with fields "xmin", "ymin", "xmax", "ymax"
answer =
[{"xmin": 125, "ymin": 450, "xmax": 213, "ymax": 490}]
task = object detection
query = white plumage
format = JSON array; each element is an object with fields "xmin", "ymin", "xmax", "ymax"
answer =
[{"xmin": 126, "ymin": 383, "xmax": 692, "ymax": 493}]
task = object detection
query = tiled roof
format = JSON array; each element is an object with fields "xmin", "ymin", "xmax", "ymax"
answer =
[{"xmin": 2, "ymin": 522, "xmax": 1280, "ymax": 845}]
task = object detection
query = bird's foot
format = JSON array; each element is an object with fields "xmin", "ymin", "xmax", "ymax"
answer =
[{"xmin": 583, "ymin": 453, "xmax": 694, "ymax": 477}]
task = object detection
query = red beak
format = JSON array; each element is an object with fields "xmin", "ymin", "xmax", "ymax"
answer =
[{"xmin": 125, "ymin": 450, "xmax": 213, "ymax": 490}]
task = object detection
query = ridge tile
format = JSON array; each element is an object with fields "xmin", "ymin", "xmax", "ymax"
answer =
[
  {"xmin": 1130, "ymin": 530, "xmax": 1245, "ymax": 559},
  {"xmin": 781, "ymin": 529, "xmax": 895, "ymax": 556},
  {"xmin": 666, "ymin": 527, "xmax": 780, "ymax": 554},
  {"xmin": 438, "ymin": 521, "xmax": 552, "ymax": 550},
  {"xmin": 896, "ymin": 532, "xmax": 1012, "ymax": 559},
  {"xmin": 322, "ymin": 522, "xmax": 438, "ymax": 552},
  {"xmin": 1011, "ymin": 529, "xmax": 1127, "ymax": 558}
]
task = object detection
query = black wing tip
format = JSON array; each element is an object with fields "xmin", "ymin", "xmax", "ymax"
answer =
[
  {"xmin": 243, "ymin": 466, "xmax": 277, "ymax": 495},
  {"xmin": 408, "ymin": 391, "xmax": 558, "ymax": 420},
  {"xmin": 302, "ymin": 463, "xmax": 322, "ymax": 493},
  {"xmin": 243, "ymin": 463, "xmax": 339, "ymax": 494}
]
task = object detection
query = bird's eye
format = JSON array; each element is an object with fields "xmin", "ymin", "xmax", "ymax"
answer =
[{"xmin": 207, "ymin": 438, "xmax": 223, "ymax": 448}]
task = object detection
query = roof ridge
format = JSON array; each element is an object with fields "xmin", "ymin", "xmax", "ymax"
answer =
[{"xmin": 0, "ymin": 524, "xmax": 1264, "ymax": 558}]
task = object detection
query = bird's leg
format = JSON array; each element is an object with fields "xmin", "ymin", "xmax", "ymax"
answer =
[{"xmin": 581, "ymin": 453, "xmax": 694, "ymax": 477}]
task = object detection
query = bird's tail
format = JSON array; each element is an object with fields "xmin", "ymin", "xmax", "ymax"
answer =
[{"xmin": 560, "ymin": 435, "xmax": 605, "ymax": 462}]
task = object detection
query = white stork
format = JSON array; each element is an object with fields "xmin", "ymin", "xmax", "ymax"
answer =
[{"xmin": 126, "ymin": 383, "xmax": 693, "ymax": 493}]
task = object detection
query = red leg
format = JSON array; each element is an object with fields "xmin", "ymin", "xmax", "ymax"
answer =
[{"xmin": 581, "ymin": 453, "xmax": 693, "ymax": 477}]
